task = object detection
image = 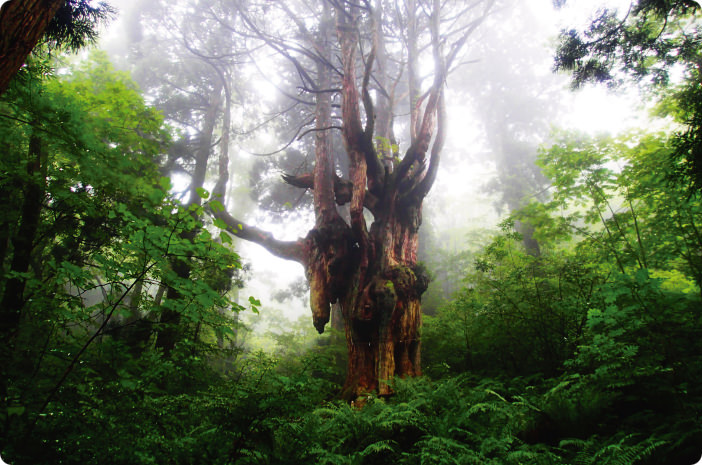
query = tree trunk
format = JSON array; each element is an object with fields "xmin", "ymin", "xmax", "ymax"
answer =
[
  {"xmin": 0, "ymin": 133, "xmax": 47, "ymax": 415},
  {"xmin": 344, "ymin": 222, "xmax": 427, "ymax": 397},
  {"xmin": 0, "ymin": 0, "xmax": 65, "ymax": 95},
  {"xmin": 0, "ymin": 134, "xmax": 47, "ymax": 334},
  {"xmin": 300, "ymin": 191, "xmax": 430, "ymax": 398},
  {"xmin": 155, "ymin": 80, "xmax": 223, "ymax": 354}
]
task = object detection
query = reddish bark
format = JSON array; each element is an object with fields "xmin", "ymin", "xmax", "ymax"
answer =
[
  {"xmin": 216, "ymin": 0, "xmax": 493, "ymax": 399},
  {"xmin": 0, "ymin": 0, "xmax": 65, "ymax": 95}
]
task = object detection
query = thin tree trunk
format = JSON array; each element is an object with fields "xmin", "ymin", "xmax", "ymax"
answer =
[
  {"xmin": 155, "ymin": 81, "xmax": 223, "ymax": 354},
  {"xmin": 0, "ymin": 133, "xmax": 47, "ymax": 421},
  {"xmin": 1, "ymin": 134, "xmax": 47, "ymax": 334},
  {"xmin": 0, "ymin": 175, "xmax": 20, "ymax": 284}
]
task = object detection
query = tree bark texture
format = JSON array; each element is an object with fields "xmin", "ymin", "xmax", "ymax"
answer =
[
  {"xmin": 214, "ymin": 0, "xmax": 493, "ymax": 398},
  {"xmin": 0, "ymin": 0, "xmax": 65, "ymax": 95}
]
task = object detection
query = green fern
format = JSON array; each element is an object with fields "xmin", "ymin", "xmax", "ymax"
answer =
[
  {"xmin": 561, "ymin": 434, "xmax": 666, "ymax": 465},
  {"xmin": 507, "ymin": 445, "xmax": 566, "ymax": 465},
  {"xmin": 361, "ymin": 439, "xmax": 399, "ymax": 457},
  {"xmin": 414, "ymin": 435, "xmax": 480, "ymax": 465}
]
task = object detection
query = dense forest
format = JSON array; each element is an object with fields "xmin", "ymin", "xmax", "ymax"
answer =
[{"xmin": 1, "ymin": 0, "xmax": 702, "ymax": 464}]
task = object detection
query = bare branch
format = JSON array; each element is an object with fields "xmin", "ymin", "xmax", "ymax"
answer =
[
  {"xmin": 244, "ymin": 117, "xmax": 315, "ymax": 157},
  {"xmin": 411, "ymin": 90, "xmax": 444, "ymax": 199},
  {"xmin": 297, "ymin": 125, "xmax": 344, "ymax": 140},
  {"xmin": 313, "ymin": 1, "xmax": 342, "ymax": 226},
  {"xmin": 362, "ymin": 44, "xmax": 376, "ymax": 137},
  {"xmin": 445, "ymin": 0, "xmax": 495, "ymax": 70},
  {"xmin": 282, "ymin": 172, "xmax": 379, "ymax": 211},
  {"xmin": 214, "ymin": 210, "xmax": 306, "ymax": 264}
]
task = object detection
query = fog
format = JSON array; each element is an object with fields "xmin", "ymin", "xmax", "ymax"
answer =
[
  {"xmin": 97, "ymin": 0, "xmax": 652, "ymax": 335},
  {"xmin": 5, "ymin": 2, "xmax": 702, "ymax": 459}
]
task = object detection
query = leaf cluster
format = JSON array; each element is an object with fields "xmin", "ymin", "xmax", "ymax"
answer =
[
  {"xmin": 0, "ymin": 53, "xmax": 258, "ymax": 464},
  {"xmin": 421, "ymin": 127, "xmax": 702, "ymax": 463},
  {"xmin": 43, "ymin": 1, "xmax": 117, "ymax": 52}
]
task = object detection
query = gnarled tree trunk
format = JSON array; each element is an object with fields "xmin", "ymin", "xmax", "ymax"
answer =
[{"xmin": 215, "ymin": 0, "xmax": 494, "ymax": 399}]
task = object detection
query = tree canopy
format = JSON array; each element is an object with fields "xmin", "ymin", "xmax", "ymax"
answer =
[{"xmin": 555, "ymin": 0, "xmax": 702, "ymax": 189}]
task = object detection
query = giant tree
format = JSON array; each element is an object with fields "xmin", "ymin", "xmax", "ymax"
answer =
[{"xmin": 210, "ymin": 0, "xmax": 495, "ymax": 398}]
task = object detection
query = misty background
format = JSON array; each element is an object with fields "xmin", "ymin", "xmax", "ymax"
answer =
[{"xmin": 95, "ymin": 0, "xmax": 650, "ymax": 340}]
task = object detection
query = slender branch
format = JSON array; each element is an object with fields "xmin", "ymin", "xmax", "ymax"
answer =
[
  {"xmin": 29, "ymin": 259, "xmax": 158, "ymax": 435},
  {"xmin": 360, "ymin": 10, "xmax": 386, "ymax": 190},
  {"xmin": 244, "ymin": 117, "xmax": 315, "ymax": 157},
  {"xmin": 361, "ymin": 45, "xmax": 376, "ymax": 137},
  {"xmin": 297, "ymin": 125, "xmax": 344, "ymax": 140},
  {"xmin": 625, "ymin": 186, "xmax": 648, "ymax": 269},
  {"xmin": 232, "ymin": 101, "xmax": 305, "ymax": 137},
  {"xmin": 412, "ymin": 90, "xmax": 445, "ymax": 199},
  {"xmin": 235, "ymin": 7, "xmax": 319, "ymax": 90},
  {"xmin": 312, "ymin": 1, "xmax": 341, "ymax": 225}
]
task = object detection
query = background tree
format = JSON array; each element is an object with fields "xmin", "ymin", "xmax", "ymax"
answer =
[
  {"xmin": 465, "ymin": 2, "xmax": 562, "ymax": 256},
  {"xmin": 117, "ymin": 0, "xmax": 247, "ymax": 354},
  {"xmin": 0, "ymin": 52, "xmax": 246, "ymax": 462}
]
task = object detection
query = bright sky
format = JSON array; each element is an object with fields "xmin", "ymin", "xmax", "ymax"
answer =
[{"xmin": 543, "ymin": 0, "xmax": 650, "ymax": 134}]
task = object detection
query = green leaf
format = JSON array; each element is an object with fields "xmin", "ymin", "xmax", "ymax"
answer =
[
  {"xmin": 213, "ymin": 218, "xmax": 228, "ymax": 230},
  {"xmin": 120, "ymin": 379, "xmax": 138, "ymax": 389},
  {"xmin": 249, "ymin": 296, "xmax": 261, "ymax": 313},
  {"xmin": 159, "ymin": 176, "xmax": 172, "ymax": 191},
  {"xmin": 210, "ymin": 199, "xmax": 225, "ymax": 213},
  {"xmin": 220, "ymin": 231, "xmax": 232, "ymax": 244},
  {"xmin": 196, "ymin": 187, "xmax": 209, "ymax": 199},
  {"xmin": 7, "ymin": 406, "xmax": 25, "ymax": 417},
  {"xmin": 216, "ymin": 326, "xmax": 236, "ymax": 338}
]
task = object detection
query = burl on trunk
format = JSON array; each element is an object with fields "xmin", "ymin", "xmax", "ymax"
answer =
[{"xmin": 304, "ymin": 199, "xmax": 430, "ymax": 397}]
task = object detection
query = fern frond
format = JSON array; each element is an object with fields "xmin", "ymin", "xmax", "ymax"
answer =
[
  {"xmin": 568, "ymin": 434, "xmax": 666, "ymax": 465},
  {"xmin": 467, "ymin": 401, "xmax": 505, "ymax": 417},
  {"xmin": 485, "ymin": 389, "xmax": 509, "ymax": 403},
  {"xmin": 360, "ymin": 439, "xmax": 398, "ymax": 457}
]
